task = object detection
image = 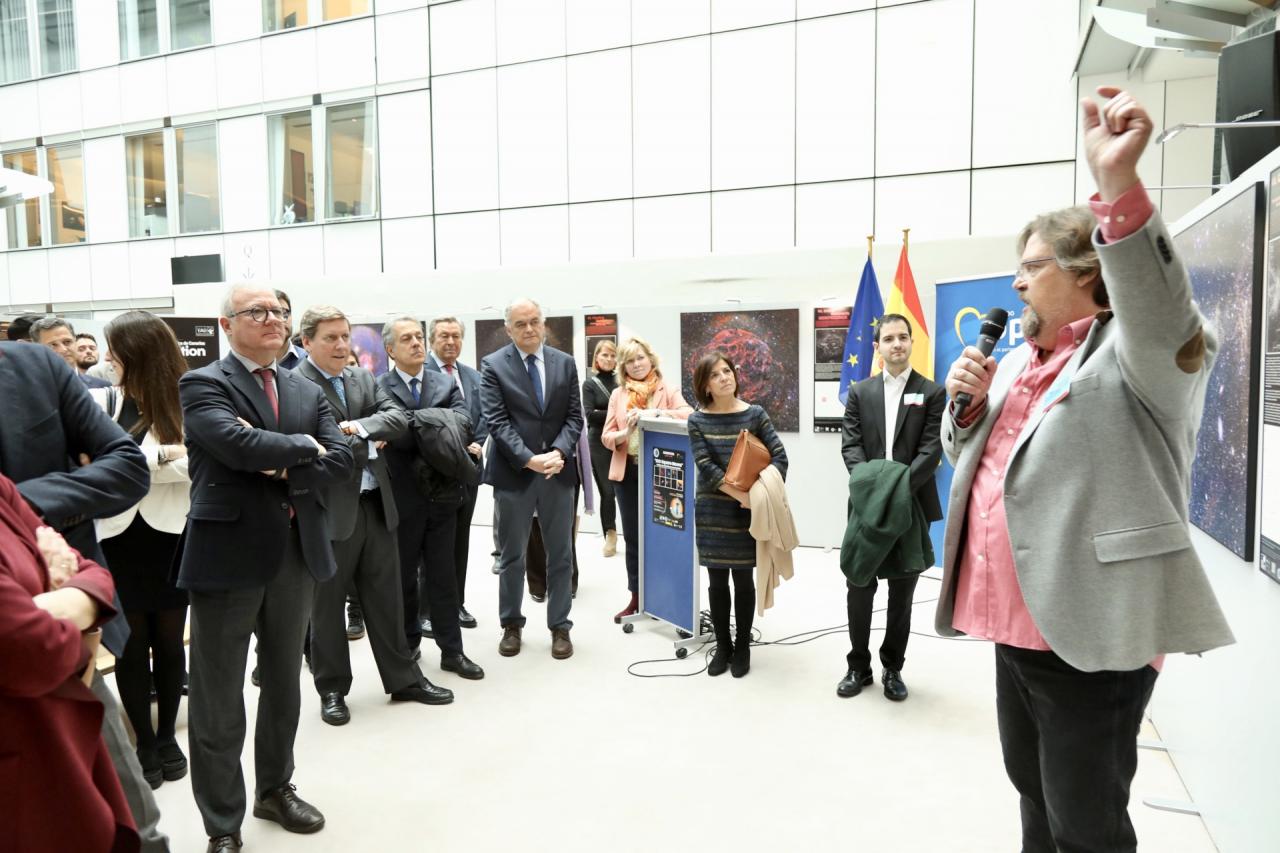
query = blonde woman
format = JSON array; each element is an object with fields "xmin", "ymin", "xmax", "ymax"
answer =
[
  {"xmin": 582, "ymin": 339, "xmax": 620, "ymax": 557},
  {"xmin": 601, "ymin": 337, "xmax": 692, "ymax": 621}
]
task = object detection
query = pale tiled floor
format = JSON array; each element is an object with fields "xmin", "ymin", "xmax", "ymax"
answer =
[{"xmin": 135, "ymin": 526, "xmax": 1218, "ymax": 852}]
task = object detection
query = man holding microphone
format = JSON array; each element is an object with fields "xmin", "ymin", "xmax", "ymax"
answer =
[{"xmin": 937, "ymin": 87, "xmax": 1234, "ymax": 852}]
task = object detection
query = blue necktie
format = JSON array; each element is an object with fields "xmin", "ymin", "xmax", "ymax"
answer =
[
  {"xmin": 409, "ymin": 377, "xmax": 421, "ymax": 407},
  {"xmin": 526, "ymin": 353, "xmax": 544, "ymax": 411},
  {"xmin": 328, "ymin": 375, "xmax": 347, "ymax": 410}
]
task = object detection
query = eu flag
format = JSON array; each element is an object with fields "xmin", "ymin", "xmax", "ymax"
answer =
[{"xmin": 838, "ymin": 256, "xmax": 885, "ymax": 405}]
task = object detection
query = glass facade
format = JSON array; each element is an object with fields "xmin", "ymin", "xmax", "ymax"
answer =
[
  {"xmin": 326, "ymin": 101, "xmax": 376, "ymax": 219},
  {"xmin": 3, "ymin": 149, "xmax": 41, "ymax": 248},
  {"xmin": 269, "ymin": 110, "xmax": 314, "ymax": 225},
  {"xmin": 37, "ymin": 0, "xmax": 75, "ymax": 75},
  {"xmin": 176, "ymin": 124, "xmax": 220, "ymax": 233},
  {"xmin": 47, "ymin": 143, "xmax": 85, "ymax": 244},
  {"xmin": 126, "ymin": 131, "xmax": 168, "ymax": 237}
]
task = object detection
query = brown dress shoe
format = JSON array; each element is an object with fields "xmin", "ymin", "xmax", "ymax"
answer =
[
  {"xmin": 498, "ymin": 625, "xmax": 522, "ymax": 656},
  {"xmin": 551, "ymin": 628, "xmax": 573, "ymax": 660}
]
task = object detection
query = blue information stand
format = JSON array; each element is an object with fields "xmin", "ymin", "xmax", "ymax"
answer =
[{"xmin": 619, "ymin": 417, "xmax": 706, "ymax": 656}]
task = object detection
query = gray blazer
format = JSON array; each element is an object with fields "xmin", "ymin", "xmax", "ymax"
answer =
[
  {"xmin": 297, "ymin": 360, "xmax": 408, "ymax": 540},
  {"xmin": 935, "ymin": 213, "xmax": 1234, "ymax": 672}
]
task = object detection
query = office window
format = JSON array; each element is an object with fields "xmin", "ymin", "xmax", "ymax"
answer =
[
  {"xmin": 47, "ymin": 143, "xmax": 85, "ymax": 244},
  {"xmin": 269, "ymin": 110, "xmax": 315, "ymax": 224},
  {"xmin": 126, "ymin": 132, "xmax": 168, "ymax": 237},
  {"xmin": 323, "ymin": 0, "xmax": 367, "ymax": 20},
  {"xmin": 3, "ymin": 149, "xmax": 41, "ymax": 248},
  {"xmin": 119, "ymin": 0, "xmax": 210, "ymax": 60},
  {"xmin": 170, "ymin": 0, "xmax": 210, "ymax": 49},
  {"xmin": 0, "ymin": 0, "xmax": 77, "ymax": 81},
  {"xmin": 0, "ymin": 0, "xmax": 31, "ymax": 84},
  {"xmin": 176, "ymin": 124, "xmax": 220, "ymax": 232},
  {"xmin": 264, "ymin": 0, "xmax": 364, "ymax": 31},
  {"xmin": 126, "ymin": 125, "xmax": 221, "ymax": 237},
  {"xmin": 36, "ymin": 0, "xmax": 74, "ymax": 75},
  {"xmin": 268, "ymin": 101, "xmax": 375, "ymax": 226},
  {"xmin": 264, "ymin": 0, "xmax": 307, "ymax": 31},
  {"xmin": 4, "ymin": 143, "xmax": 85, "ymax": 248},
  {"xmin": 326, "ymin": 101, "xmax": 375, "ymax": 219}
]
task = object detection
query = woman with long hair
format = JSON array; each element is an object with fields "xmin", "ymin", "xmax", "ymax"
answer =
[
  {"xmin": 686, "ymin": 351, "xmax": 788, "ymax": 678},
  {"xmin": 601, "ymin": 337, "xmax": 692, "ymax": 622},
  {"xmin": 95, "ymin": 310, "xmax": 191, "ymax": 789},
  {"xmin": 582, "ymin": 339, "xmax": 620, "ymax": 557}
]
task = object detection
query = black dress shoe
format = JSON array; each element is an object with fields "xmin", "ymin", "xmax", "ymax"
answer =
[
  {"xmin": 458, "ymin": 606, "xmax": 478, "ymax": 629},
  {"xmin": 207, "ymin": 833, "xmax": 242, "ymax": 852},
  {"xmin": 159, "ymin": 740, "xmax": 188, "ymax": 781},
  {"xmin": 250, "ymin": 665, "xmax": 260, "ymax": 687},
  {"xmin": 418, "ymin": 618, "xmax": 434, "ymax": 639},
  {"xmin": 346, "ymin": 608, "xmax": 365, "ymax": 640},
  {"xmin": 882, "ymin": 669, "xmax": 909, "ymax": 701},
  {"xmin": 441, "ymin": 654, "xmax": 485, "ymax": 680},
  {"xmin": 836, "ymin": 668, "xmax": 874, "ymax": 698},
  {"xmin": 253, "ymin": 783, "xmax": 325, "ymax": 833},
  {"xmin": 411, "ymin": 647, "xmax": 422, "ymax": 663},
  {"xmin": 530, "ymin": 590, "xmax": 546, "ymax": 603},
  {"xmin": 320, "ymin": 691, "xmax": 350, "ymax": 726},
  {"xmin": 391, "ymin": 679, "xmax": 454, "ymax": 705}
]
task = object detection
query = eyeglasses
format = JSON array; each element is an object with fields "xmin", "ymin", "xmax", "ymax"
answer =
[
  {"xmin": 1013, "ymin": 256, "xmax": 1057, "ymax": 281},
  {"xmin": 228, "ymin": 306, "xmax": 291, "ymax": 324}
]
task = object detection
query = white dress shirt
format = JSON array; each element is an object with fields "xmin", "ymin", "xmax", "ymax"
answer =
[
  {"xmin": 519, "ymin": 345, "xmax": 547, "ymax": 397},
  {"xmin": 882, "ymin": 367, "xmax": 910, "ymax": 459},
  {"xmin": 430, "ymin": 352, "xmax": 465, "ymax": 398},
  {"xmin": 310, "ymin": 356, "xmax": 380, "ymax": 492}
]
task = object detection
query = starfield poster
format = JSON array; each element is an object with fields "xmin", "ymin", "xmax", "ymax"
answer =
[
  {"xmin": 1174, "ymin": 181, "xmax": 1264, "ymax": 561},
  {"xmin": 680, "ymin": 309, "xmax": 800, "ymax": 431},
  {"xmin": 1258, "ymin": 167, "xmax": 1280, "ymax": 584},
  {"xmin": 475, "ymin": 316, "xmax": 575, "ymax": 363}
]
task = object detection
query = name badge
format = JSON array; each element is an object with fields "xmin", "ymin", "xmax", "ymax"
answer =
[{"xmin": 903, "ymin": 392, "xmax": 924, "ymax": 407}]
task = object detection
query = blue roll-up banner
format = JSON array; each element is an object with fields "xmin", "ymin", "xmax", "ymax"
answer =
[{"xmin": 931, "ymin": 274, "xmax": 1024, "ymax": 559}]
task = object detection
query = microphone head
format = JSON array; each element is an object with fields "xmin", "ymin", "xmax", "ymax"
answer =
[{"xmin": 979, "ymin": 307, "xmax": 1009, "ymax": 338}]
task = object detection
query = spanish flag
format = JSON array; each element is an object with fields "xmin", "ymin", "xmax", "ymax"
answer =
[{"xmin": 884, "ymin": 229, "xmax": 932, "ymax": 379}]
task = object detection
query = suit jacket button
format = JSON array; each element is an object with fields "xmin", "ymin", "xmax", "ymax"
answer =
[
  {"xmin": 281, "ymin": 502, "xmax": 289, "ymax": 510},
  {"xmin": 1156, "ymin": 235, "xmax": 1172, "ymax": 262}
]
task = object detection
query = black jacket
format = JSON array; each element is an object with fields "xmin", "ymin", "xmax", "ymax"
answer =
[
  {"xmin": 581, "ymin": 371, "xmax": 617, "ymax": 437},
  {"xmin": 410, "ymin": 409, "xmax": 478, "ymax": 502},
  {"xmin": 377, "ymin": 368, "xmax": 471, "ymax": 514}
]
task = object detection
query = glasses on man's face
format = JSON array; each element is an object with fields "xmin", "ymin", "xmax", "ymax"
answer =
[
  {"xmin": 229, "ymin": 306, "xmax": 291, "ymax": 324},
  {"xmin": 1013, "ymin": 256, "xmax": 1057, "ymax": 282}
]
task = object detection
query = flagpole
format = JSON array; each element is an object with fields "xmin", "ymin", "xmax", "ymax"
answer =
[
  {"xmin": 866, "ymin": 234, "xmax": 874, "ymax": 258},
  {"xmin": 902, "ymin": 227, "xmax": 909, "ymax": 251}
]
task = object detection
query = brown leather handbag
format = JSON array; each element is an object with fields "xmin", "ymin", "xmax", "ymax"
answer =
[{"xmin": 724, "ymin": 429, "xmax": 771, "ymax": 490}]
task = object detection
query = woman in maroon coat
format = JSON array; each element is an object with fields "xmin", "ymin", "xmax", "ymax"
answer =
[{"xmin": 0, "ymin": 472, "xmax": 140, "ymax": 853}]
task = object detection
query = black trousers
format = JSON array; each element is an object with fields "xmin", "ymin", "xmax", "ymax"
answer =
[
  {"xmin": 995, "ymin": 644, "xmax": 1158, "ymax": 853},
  {"xmin": 313, "ymin": 494, "xmax": 420, "ymax": 696},
  {"xmin": 187, "ymin": 529, "xmax": 313, "ymax": 838},
  {"xmin": 399, "ymin": 499, "xmax": 464, "ymax": 657},
  {"xmin": 453, "ymin": 483, "xmax": 479, "ymax": 607},
  {"xmin": 613, "ymin": 459, "xmax": 640, "ymax": 593},
  {"xmin": 587, "ymin": 431, "xmax": 617, "ymax": 532},
  {"xmin": 845, "ymin": 575, "xmax": 918, "ymax": 672},
  {"xmin": 525, "ymin": 486, "xmax": 580, "ymax": 597}
]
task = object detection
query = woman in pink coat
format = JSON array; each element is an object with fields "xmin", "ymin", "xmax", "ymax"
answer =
[{"xmin": 601, "ymin": 337, "xmax": 692, "ymax": 621}]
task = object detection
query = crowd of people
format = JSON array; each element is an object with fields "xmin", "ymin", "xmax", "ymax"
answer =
[{"xmin": 0, "ymin": 88, "xmax": 1236, "ymax": 853}]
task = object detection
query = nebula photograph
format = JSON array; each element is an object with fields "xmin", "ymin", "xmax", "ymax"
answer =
[
  {"xmin": 680, "ymin": 309, "xmax": 800, "ymax": 431},
  {"xmin": 1174, "ymin": 183, "xmax": 1263, "ymax": 560}
]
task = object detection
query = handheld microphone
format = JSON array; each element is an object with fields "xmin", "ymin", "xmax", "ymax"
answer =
[{"xmin": 953, "ymin": 307, "xmax": 1009, "ymax": 419}]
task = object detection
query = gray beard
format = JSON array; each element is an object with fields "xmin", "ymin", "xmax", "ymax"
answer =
[{"xmin": 1021, "ymin": 304, "xmax": 1041, "ymax": 341}]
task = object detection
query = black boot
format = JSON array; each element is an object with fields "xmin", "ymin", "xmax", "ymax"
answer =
[
  {"xmin": 731, "ymin": 571, "xmax": 755, "ymax": 678},
  {"xmin": 707, "ymin": 585, "xmax": 732, "ymax": 677}
]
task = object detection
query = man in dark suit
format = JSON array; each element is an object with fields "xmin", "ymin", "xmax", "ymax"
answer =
[
  {"xmin": 0, "ymin": 341, "xmax": 164, "ymax": 851},
  {"xmin": 423, "ymin": 315, "xmax": 487, "ymax": 629},
  {"xmin": 30, "ymin": 317, "xmax": 111, "ymax": 388},
  {"xmin": 297, "ymin": 307, "xmax": 454, "ymax": 726},
  {"xmin": 378, "ymin": 317, "xmax": 485, "ymax": 682},
  {"xmin": 481, "ymin": 298, "xmax": 584, "ymax": 660},
  {"xmin": 838, "ymin": 313, "xmax": 945, "ymax": 702},
  {"xmin": 178, "ymin": 285, "xmax": 353, "ymax": 853}
]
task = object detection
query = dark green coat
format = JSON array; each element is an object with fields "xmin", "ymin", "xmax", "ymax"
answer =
[{"xmin": 839, "ymin": 459, "xmax": 934, "ymax": 588}]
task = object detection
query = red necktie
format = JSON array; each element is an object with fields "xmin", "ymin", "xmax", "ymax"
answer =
[{"xmin": 255, "ymin": 368, "xmax": 280, "ymax": 423}]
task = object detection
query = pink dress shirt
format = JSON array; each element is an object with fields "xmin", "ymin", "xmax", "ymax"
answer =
[{"xmin": 951, "ymin": 183, "xmax": 1163, "ymax": 665}]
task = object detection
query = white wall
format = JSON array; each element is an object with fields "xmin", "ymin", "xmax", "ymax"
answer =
[{"xmin": 1143, "ymin": 147, "xmax": 1280, "ymax": 853}]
